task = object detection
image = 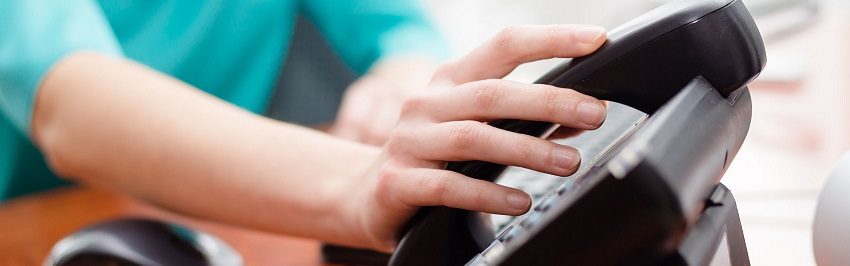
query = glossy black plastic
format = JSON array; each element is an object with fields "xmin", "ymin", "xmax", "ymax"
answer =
[
  {"xmin": 492, "ymin": 77, "xmax": 751, "ymax": 265},
  {"xmin": 389, "ymin": 0, "xmax": 765, "ymax": 265},
  {"xmin": 45, "ymin": 217, "xmax": 242, "ymax": 266}
]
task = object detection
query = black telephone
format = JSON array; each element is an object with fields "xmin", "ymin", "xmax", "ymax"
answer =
[{"xmin": 329, "ymin": 0, "xmax": 766, "ymax": 265}]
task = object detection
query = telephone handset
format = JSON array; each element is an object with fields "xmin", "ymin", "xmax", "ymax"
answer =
[{"xmin": 389, "ymin": 0, "xmax": 765, "ymax": 265}]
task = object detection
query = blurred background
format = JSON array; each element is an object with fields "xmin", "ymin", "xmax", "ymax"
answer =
[{"xmin": 272, "ymin": 0, "xmax": 849, "ymax": 265}]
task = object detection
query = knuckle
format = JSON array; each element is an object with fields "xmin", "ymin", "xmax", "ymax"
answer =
[
  {"xmin": 494, "ymin": 26, "xmax": 522, "ymax": 51},
  {"xmin": 371, "ymin": 131, "xmax": 392, "ymax": 145},
  {"xmin": 399, "ymin": 95, "xmax": 429, "ymax": 118},
  {"xmin": 470, "ymin": 81, "xmax": 504, "ymax": 110},
  {"xmin": 517, "ymin": 138, "xmax": 539, "ymax": 161},
  {"xmin": 469, "ymin": 187, "xmax": 489, "ymax": 208},
  {"xmin": 376, "ymin": 164, "xmax": 401, "ymax": 185},
  {"xmin": 543, "ymin": 26, "xmax": 563, "ymax": 50},
  {"xmin": 447, "ymin": 122, "xmax": 480, "ymax": 152},
  {"xmin": 425, "ymin": 174, "xmax": 450, "ymax": 202},
  {"xmin": 386, "ymin": 127, "xmax": 414, "ymax": 155},
  {"xmin": 539, "ymin": 87, "xmax": 586, "ymax": 124},
  {"xmin": 542, "ymin": 88, "xmax": 568, "ymax": 118},
  {"xmin": 384, "ymin": 139, "xmax": 404, "ymax": 156},
  {"xmin": 433, "ymin": 62, "xmax": 458, "ymax": 82},
  {"xmin": 374, "ymin": 165, "xmax": 401, "ymax": 202}
]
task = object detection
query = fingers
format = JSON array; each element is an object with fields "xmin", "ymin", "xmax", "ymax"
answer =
[
  {"xmin": 331, "ymin": 79, "xmax": 401, "ymax": 146},
  {"xmin": 387, "ymin": 167, "xmax": 532, "ymax": 215},
  {"xmin": 394, "ymin": 121, "xmax": 581, "ymax": 176},
  {"xmin": 363, "ymin": 95, "xmax": 401, "ymax": 146},
  {"xmin": 547, "ymin": 102, "xmax": 610, "ymax": 140},
  {"xmin": 434, "ymin": 25, "xmax": 606, "ymax": 84},
  {"xmin": 408, "ymin": 79, "xmax": 607, "ymax": 130},
  {"xmin": 331, "ymin": 87, "xmax": 374, "ymax": 142}
]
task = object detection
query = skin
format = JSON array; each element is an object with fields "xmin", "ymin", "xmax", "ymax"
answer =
[
  {"xmin": 331, "ymin": 55, "xmax": 439, "ymax": 146},
  {"xmin": 31, "ymin": 24, "xmax": 608, "ymax": 251}
]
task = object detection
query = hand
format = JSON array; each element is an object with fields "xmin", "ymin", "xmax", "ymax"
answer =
[
  {"xmin": 340, "ymin": 25, "xmax": 609, "ymax": 251},
  {"xmin": 330, "ymin": 56, "xmax": 438, "ymax": 146}
]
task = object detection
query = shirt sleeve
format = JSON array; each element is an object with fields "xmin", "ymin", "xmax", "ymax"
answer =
[
  {"xmin": 299, "ymin": 0, "xmax": 450, "ymax": 73},
  {"xmin": 0, "ymin": 1, "xmax": 123, "ymax": 136}
]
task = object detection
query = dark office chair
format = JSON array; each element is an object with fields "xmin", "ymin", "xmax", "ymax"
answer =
[{"xmin": 265, "ymin": 16, "xmax": 357, "ymax": 126}]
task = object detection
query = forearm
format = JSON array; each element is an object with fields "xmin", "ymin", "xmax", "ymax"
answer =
[{"xmin": 32, "ymin": 52, "xmax": 379, "ymax": 245}]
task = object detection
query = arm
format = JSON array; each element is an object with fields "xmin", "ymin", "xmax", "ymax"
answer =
[
  {"xmin": 33, "ymin": 25, "xmax": 607, "ymax": 252},
  {"xmin": 33, "ymin": 52, "xmax": 381, "ymax": 246}
]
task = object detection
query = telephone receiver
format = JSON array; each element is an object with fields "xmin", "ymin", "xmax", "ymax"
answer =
[{"xmin": 389, "ymin": 0, "xmax": 765, "ymax": 265}]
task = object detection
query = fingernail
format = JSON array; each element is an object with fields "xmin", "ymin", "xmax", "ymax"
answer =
[
  {"xmin": 552, "ymin": 147, "xmax": 580, "ymax": 172},
  {"xmin": 578, "ymin": 101, "xmax": 606, "ymax": 128},
  {"xmin": 507, "ymin": 192, "xmax": 531, "ymax": 211},
  {"xmin": 576, "ymin": 26, "xmax": 605, "ymax": 43}
]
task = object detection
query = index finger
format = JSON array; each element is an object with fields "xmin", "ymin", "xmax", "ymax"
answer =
[{"xmin": 435, "ymin": 25, "xmax": 606, "ymax": 84}]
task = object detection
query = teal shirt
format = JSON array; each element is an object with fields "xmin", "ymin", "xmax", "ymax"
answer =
[{"xmin": 0, "ymin": 1, "xmax": 447, "ymax": 200}]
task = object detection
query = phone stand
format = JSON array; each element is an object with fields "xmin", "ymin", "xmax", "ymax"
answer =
[
  {"xmin": 324, "ymin": 0, "xmax": 765, "ymax": 265},
  {"xmin": 322, "ymin": 183, "xmax": 749, "ymax": 266}
]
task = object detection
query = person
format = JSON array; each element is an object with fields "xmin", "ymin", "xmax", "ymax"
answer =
[{"xmin": 0, "ymin": 1, "xmax": 608, "ymax": 251}]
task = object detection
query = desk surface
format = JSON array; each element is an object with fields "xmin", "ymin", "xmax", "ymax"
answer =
[{"xmin": 0, "ymin": 186, "xmax": 322, "ymax": 266}]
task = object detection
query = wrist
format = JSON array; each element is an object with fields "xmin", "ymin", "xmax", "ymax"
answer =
[{"xmin": 316, "ymin": 141, "xmax": 384, "ymax": 248}]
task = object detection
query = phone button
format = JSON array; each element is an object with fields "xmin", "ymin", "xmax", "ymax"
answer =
[{"xmin": 498, "ymin": 225, "xmax": 523, "ymax": 243}]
